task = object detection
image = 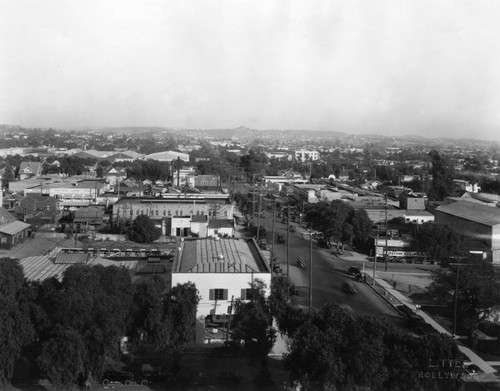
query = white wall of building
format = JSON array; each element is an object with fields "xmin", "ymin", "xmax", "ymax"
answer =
[
  {"xmin": 171, "ymin": 272, "xmax": 271, "ymax": 319},
  {"xmin": 207, "ymin": 226, "xmax": 234, "ymax": 237}
]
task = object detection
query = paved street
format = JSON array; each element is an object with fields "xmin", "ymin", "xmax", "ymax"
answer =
[{"xmin": 254, "ymin": 212, "xmax": 403, "ymax": 321}]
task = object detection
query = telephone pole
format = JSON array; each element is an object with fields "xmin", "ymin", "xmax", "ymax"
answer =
[
  {"xmin": 271, "ymin": 198, "xmax": 276, "ymax": 270},
  {"xmin": 309, "ymin": 226, "xmax": 313, "ymax": 313},
  {"xmin": 286, "ymin": 205, "xmax": 290, "ymax": 282},
  {"xmin": 384, "ymin": 195, "xmax": 388, "ymax": 272},
  {"xmin": 257, "ymin": 185, "xmax": 263, "ymax": 242}
]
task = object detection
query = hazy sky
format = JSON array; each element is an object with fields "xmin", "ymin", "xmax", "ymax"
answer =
[{"xmin": 2, "ymin": 0, "xmax": 500, "ymax": 139}]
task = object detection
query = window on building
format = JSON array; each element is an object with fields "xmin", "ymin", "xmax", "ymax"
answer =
[
  {"xmin": 163, "ymin": 210, "xmax": 166, "ymax": 216},
  {"xmin": 155, "ymin": 210, "xmax": 158, "ymax": 216},
  {"xmin": 168, "ymin": 210, "xmax": 171, "ymax": 216},
  {"xmin": 209, "ymin": 288, "xmax": 228, "ymax": 300},
  {"xmin": 175, "ymin": 210, "xmax": 179, "ymax": 216},
  {"xmin": 1, "ymin": 237, "xmax": 7, "ymax": 244}
]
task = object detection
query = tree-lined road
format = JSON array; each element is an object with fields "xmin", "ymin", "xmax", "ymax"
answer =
[{"xmin": 257, "ymin": 212, "xmax": 404, "ymax": 322}]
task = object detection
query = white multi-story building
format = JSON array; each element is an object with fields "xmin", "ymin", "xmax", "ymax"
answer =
[
  {"xmin": 171, "ymin": 237, "xmax": 271, "ymax": 342},
  {"xmin": 295, "ymin": 149, "xmax": 319, "ymax": 161}
]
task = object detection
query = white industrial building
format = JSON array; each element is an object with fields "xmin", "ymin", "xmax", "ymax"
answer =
[{"xmin": 171, "ymin": 237, "xmax": 271, "ymax": 342}]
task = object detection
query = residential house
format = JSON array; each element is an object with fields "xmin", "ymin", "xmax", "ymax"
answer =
[
  {"xmin": 19, "ymin": 161, "xmax": 42, "ymax": 180},
  {"xmin": 207, "ymin": 219, "xmax": 234, "ymax": 237},
  {"xmin": 17, "ymin": 194, "xmax": 59, "ymax": 224},
  {"xmin": 0, "ymin": 207, "xmax": 30, "ymax": 249}
]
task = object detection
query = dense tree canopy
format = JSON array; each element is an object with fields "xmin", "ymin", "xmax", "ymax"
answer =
[
  {"xmin": 131, "ymin": 278, "xmax": 199, "ymax": 350},
  {"xmin": 127, "ymin": 215, "xmax": 161, "ymax": 243},
  {"xmin": 284, "ymin": 304, "xmax": 462, "ymax": 391},
  {"xmin": 413, "ymin": 222, "xmax": 461, "ymax": 264},
  {"xmin": 428, "ymin": 260, "xmax": 500, "ymax": 334},
  {"xmin": 0, "ymin": 259, "xmax": 35, "ymax": 385},
  {"xmin": 232, "ymin": 279, "xmax": 277, "ymax": 375},
  {"xmin": 429, "ymin": 150, "xmax": 455, "ymax": 200},
  {"xmin": 304, "ymin": 200, "xmax": 372, "ymax": 250},
  {"xmin": 124, "ymin": 159, "xmax": 171, "ymax": 181}
]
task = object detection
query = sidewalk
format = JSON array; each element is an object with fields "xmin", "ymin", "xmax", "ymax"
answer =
[{"xmin": 375, "ymin": 275, "xmax": 499, "ymax": 377}]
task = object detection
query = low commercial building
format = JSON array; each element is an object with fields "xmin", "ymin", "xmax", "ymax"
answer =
[
  {"xmin": 295, "ymin": 150, "xmax": 319, "ymax": 161},
  {"xmin": 434, "ymin": 201, "xmax": 500, "ymax": 263},
  {"xmin": 207, "ymin": 219, "xmax": 234, "ymax": 237},
  {"xmin": 403, "ymin": 210, "xmax": 434, "ymax": 224},
  {"xmin": 263, "ymin": 171, "xmax": 308, "ymax": 191},
  {"xmin": 0, "ymin": 220, "xmax": 31, "ymax": 249},
  {"xmin": 145, "ymin": 150, "xmax": 189, "ymax": 162},
  {"xmin": 171, "ymin": 237, "xmax": 271, "ymax": 342},
  {"xmin": 113, "ymin": 194, "xmax": 234, "ymax": 236},
  {"xmin": 399, "ymin": 190, "xmax": 427, "ymax": 210}
]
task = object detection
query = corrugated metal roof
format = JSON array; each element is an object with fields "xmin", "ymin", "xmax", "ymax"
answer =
[
  {"xmin": 435, "ymin": 201, "xmax": 500, "ymax": 227},
  {"xmin": 176, "ymin": 238, "xmax": 267, "ymax": 273},
  {"xmin": 0, "ymin": 220, "xmax": 30, "ymax": 235},
  {"xmin": 54, "ymin": 253, "xmax": 90, "ymax": 264},
  {"xmin": 19, "ymin": 253, "xmax": 138, "ymax": 282}
]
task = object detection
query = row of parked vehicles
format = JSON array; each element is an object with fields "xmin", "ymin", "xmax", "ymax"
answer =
[{"xmin": 100, "ymin": 363, "xmax": 162, "ymax": 386}]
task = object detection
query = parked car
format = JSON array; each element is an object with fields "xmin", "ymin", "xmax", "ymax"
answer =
[
  {"xmin": 101, "ymin": 370, "xmax": 135, "ymax": 386},
  {"xmin": 347, "ymin": 266, "xmax": 361, "ymax": 276}
]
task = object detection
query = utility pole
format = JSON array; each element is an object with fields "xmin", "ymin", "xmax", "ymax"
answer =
[
  {"xmin": 309, "ymin": 226, "xmax": 313, "ymax": 313},
  {"xmin": 286, "ymin": 205, "xmax": 290, "ymax": 282},
  {"xmin": 226, "ymin": 295, "xmax": 234, "ymax": 344},
  {"xmin": 271, "ymin": 198, "xmax": 276, "ymax": 270},
  {"xmin": 453, "ymin": 262, "xmax": 460, "ymax": 339},
  {"xmin": 373, "ymin": 226, "xmax": 379, "ymax": 287},
  {"xmin": 384, "ymin": 195, "xmax": 388, "ymax": 272},
  {"xmin": 257, "ymin": 185, "xmax": 263, "ymax": 242}
]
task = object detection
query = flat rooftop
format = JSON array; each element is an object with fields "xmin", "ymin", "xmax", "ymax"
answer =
[
  {"xmin": 436, "ymin": 201, "xmax": 500, "ymax": 227},
  {"xmin": 173, "ymin": 238, "xmax": 270, "ymax": 274}
]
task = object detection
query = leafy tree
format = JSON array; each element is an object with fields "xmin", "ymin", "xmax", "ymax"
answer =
[
  {"xmin": 0, "ymin": 259, "xmax": 35, "ymax": 385},
  {"xmin": 131, "ymin": 280, "xmax": 199, "ymax": 350},
  {"xmin": 305, "ymin": 200, "xmax": 371, "ymax": 250},
  {"xmin": 231, "ymin": 279, "xmax": 277, "ymax": 376},
  {"xmin": 428, "ymin": 260, "xmax": 500, "ymax": 335},
  {"xmin": 284, "ymin": 303, "xmax": 462, "ymax": 391},
  {"xmin": 125, "ymin": 159, "xmax": 170, "ymax": 181},
  {"xmin": 239, "ymin": 148, "xmax": 269, "ymax": 176},
  {"xmin": 32, "ymin": 265, "xmax": 134, "ymax": 385},
  {"xmin": 130, "ymin": 275, "xmax": 167, "ymax": 344},
  {"xmin": 429, "ymin": 150, "xmax": 455, "ymax": 200},
  {"xmin": 413, "ymin": 222, "xmax": 461, "ymax": 263},
  {"xmin": 463, "ymin": 156, "xmax": 485, "ymax": 173},
  {"xmin": 166, "ymin": 282, "xmax": 200, "ymax": 348},
  {"xmin": 127, "ymin": 215, "xmax": 161, "ymax": 243},
  {"xmin": 36, "ymin": 325, "xmax": 85, "ymax": 391},
  {"xmin": 1, "ymin": 164, "xmax": 15, "ymax": 188},
  {"xmin": 350, "ymin": 209, "xmax": 373, "ymax": 250}
]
